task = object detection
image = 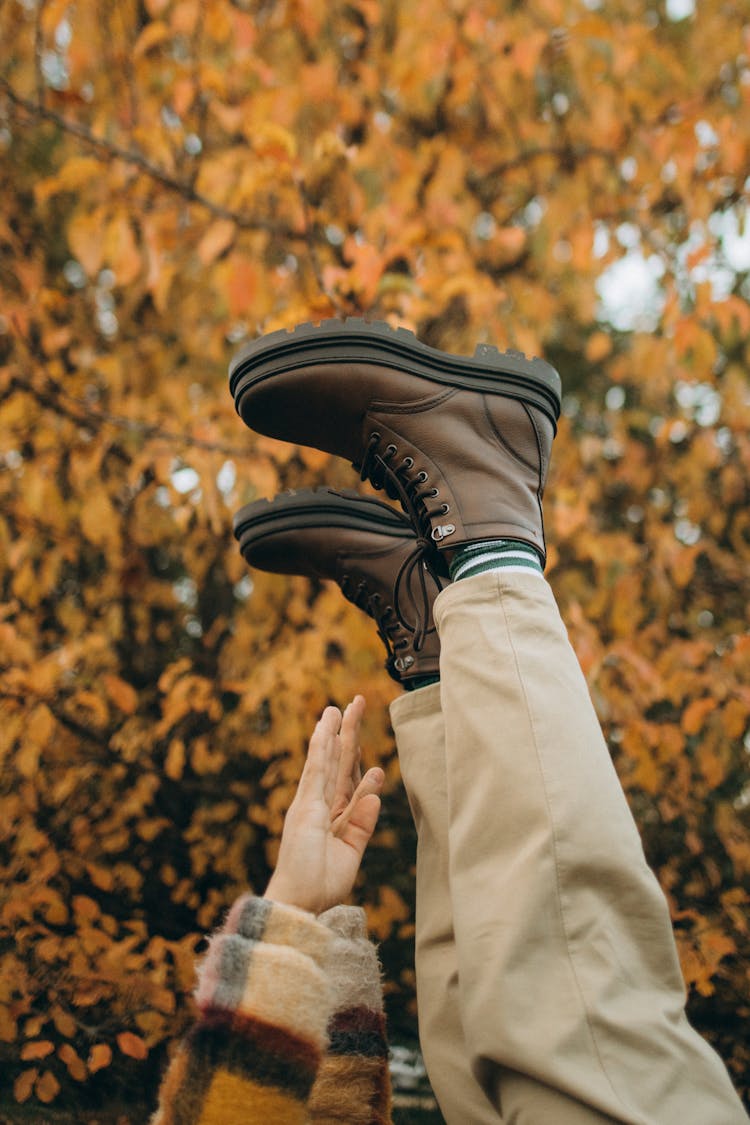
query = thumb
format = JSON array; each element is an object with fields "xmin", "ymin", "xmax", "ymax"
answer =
[
  {"xmin": 331, "ymin": 767, "xmax": 384, "ymax": 840},
  {"xmin": 335, "ymin": 793, "xmax": 382, "ymax": 861}
]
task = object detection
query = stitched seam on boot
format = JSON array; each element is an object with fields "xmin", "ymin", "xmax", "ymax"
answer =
[
  {"xmin": 523, "ymin": 402, "xmax": 547, "ymax": 558},
  {"xmin": 370, "ymin": 388, "xmax": 458, "ymax": 415},
  {"xmin": 524, "ymin": 402, "xmax": 548, "ymax": 481},
  {"xmin": 483, "ymin": 397, "xmax": 538, "ymax": 473}
]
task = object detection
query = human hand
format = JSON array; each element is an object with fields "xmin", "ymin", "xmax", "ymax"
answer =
[{"xmin": 265, "ymin": 696, "xmax": 384, "ymax": 915}]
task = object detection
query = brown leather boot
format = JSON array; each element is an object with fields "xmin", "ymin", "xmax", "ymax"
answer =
[
  {"xmin": 233, "ymin": 487, "xmax": 442, "ymax": 684},
  {"xmin": 230, "ymin": 319, "xmax": 561, "ymax": 572}
]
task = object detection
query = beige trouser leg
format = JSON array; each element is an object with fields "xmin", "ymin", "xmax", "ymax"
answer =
[
  {"xmin": 431, "ymin": 570, "xmax": 747, "ymax": 1124},
  {"xmin": 391, "ymin": 683, "xmax": 502, "ymax": 1124},
  {"xmin": 392, "ymin": 684, "xmax": 621, "ymax": 1124}
]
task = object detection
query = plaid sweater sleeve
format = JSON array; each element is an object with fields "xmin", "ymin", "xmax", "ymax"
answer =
[
  {"xmin": 151, "ymin": 896, "xmax": 335, "ymax": 1125},
  {"xmin": 310, "ymin": 905, "xmax": 392, "ymax": 1124}
]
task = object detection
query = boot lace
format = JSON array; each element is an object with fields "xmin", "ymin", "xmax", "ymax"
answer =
[
  {"xmin": 356, "ymin": 433, "xmax": 451, "ymax": 647},
  {"xmin": 340, "ymin": 562, "xmax": 439, "ymax": 673}
]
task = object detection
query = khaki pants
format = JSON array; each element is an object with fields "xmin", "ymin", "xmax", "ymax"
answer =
[{"xmin": 390, "ymin": 572, "xmax": 747, "ymax": 1125}]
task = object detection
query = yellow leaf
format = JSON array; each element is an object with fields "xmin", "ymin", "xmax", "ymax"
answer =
[
  {"xmin": 80, "ymin": 489, "xmax": 117, "ymax": 549},
  {"xmin": 251, "ymin": 122, "xmax": 298, "ymax": 160},
  {"xmin": 104, "ymin": 216, "xmax": 142, "ymax": 287},
  {"xmin": 133, "ymin": 20, "xmax": 170, "ymax": 57},
  {"xmin": 70, "ymin": 690, "xmax": 109, "ymax": 729},
  {"xmin": 35, "ymin": 157, "xmax": 104, "ymax": 205},
  {"xmin": 26, "ymin": 703, "xmax": 55, "ymax": 752},
  {"xmin": 16, "ymin": 740, "xmax": 40, "ymax": 781},
  {"xmin": 197, "ymin": 219, "xmax": 236, "ymax": 265},
  {"xmin": 68, "ymin": 209, "xmax": 107, "ymax": 277}
]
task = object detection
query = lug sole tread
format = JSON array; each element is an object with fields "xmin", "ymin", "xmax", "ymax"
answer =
[
  {"xmin": 233, "ymin": 486, "xmax": 414, "ymax": 543},
  {"xmin": 229, "ymin": 317, "xmax": 561, "ymax": 426}
]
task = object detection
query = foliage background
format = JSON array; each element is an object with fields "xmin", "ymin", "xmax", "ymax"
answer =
[{"xmin": 1, "ymin": 0, "xmax": 749, "ymax": 1118}]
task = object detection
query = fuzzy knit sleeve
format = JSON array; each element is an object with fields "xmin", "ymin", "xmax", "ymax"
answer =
[
  {"xmin": 310, "ymin": 905, "xmax": 393, "ymax": 1125},
  {"xmin": 151, "ymin": 895, "xmax": 334, "ymax": 1125}
]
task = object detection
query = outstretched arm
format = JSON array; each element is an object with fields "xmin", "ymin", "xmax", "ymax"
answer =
[
  {"xmin": 267, "ymin": 695, "xmax": 384, "ymax": 914},
  {"xmin": 152, "ymin": 697, "xmax": 387, "ymax": 1125}
]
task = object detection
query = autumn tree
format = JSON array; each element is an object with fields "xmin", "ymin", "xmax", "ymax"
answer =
[{"xmin": 1, "ymin": 0, "xmax": 749, "ymax": 1118}]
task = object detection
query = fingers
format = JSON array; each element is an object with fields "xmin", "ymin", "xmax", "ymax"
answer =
[
  {"xmin": 298, "ymin": 706, "xmax": 341, "ymax": 800},
  {"xmin": 330, "ymin": 695, "xmax": 366, "ymax": 814},
  {"xmin": 331, "ymin": 766, "xmax": 384, "ymax": 838},
  {"xmin": 299, "ymin": 697, "xmax": 368, "ymax": 816},
  {"xmin": 333, "ymin": 791, "xmax": 382, "ymax": 864}
]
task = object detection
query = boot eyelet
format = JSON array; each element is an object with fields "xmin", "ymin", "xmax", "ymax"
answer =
[
  {"xmin": 441, "ymin": 503, "xmax": 450, "ymax": 515},
  {"xmin": 385, "ymin": 443, "xmax": 397, "ymax": 455},
  {"xmin": 370, "ymin": 431, "xmax": 381, "ymax": 442},
  {"xmin": 429, "ymin": 488, "xmax": 440, "ymax": 498},
  {"xmin": 416, "ymin": 471, "xmax": 428, "ymax": 483},
  {"xmin": 402, "ymin": 457, "xmax": 414, "ymax": 469}
]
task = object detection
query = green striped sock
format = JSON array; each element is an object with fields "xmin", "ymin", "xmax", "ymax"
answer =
[
  {"xmin": 405, "ymin": 674, "xmax": 440, "ymax": 692},
  {"xmin": 448, "ymin": 539, "xmax": 544, "ymax": 582}
]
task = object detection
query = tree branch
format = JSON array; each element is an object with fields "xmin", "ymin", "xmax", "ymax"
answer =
[
  {"xmin": 9, "ymin": 370, "xmax": 253, "ymax": 458},
  {"xmin": 0, "ymin": 76, "xmax": 303, "ymax": 238}
]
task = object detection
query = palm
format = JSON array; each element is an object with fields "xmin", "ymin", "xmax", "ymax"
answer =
[{"xmin": 266, "ymin": 697, "xmax": 383, "ymax": 915}]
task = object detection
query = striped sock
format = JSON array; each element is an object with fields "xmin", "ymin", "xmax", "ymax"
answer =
[
  {"xmin": 405, "ymin": 674, "xmax": 440, "ymax": 692},
  {"xmin": 448, "ymin": 539, "xmax": 544, "ymax": 582}
]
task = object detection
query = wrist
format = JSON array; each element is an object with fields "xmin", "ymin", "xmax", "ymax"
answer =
[{"xmin": 265, "ymin": 874, "xmax": 318, "ymax": 914}]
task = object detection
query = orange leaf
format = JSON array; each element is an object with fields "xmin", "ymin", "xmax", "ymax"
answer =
[
  {"xmin": 58, "ymin": 1043, "xmax": 87, "ymax": 1081},
  {"xmin": 35, "ymin": 1070, "xmax": 61, "ymax": 1103},
  {"xmin": 51, "ymin": 1006, "xmax": 77, "ymax": 1039},
  {"xmin": 682, "ymin": 698, "xmax": 716, "ymax": 736},
  {"xmin": 197, "ymin": 219, "xmax": 236, "ymax": 266},
  {"xmin": 117, "ymin": 1031, "xmax": 148, "ymax": 1060},
  {"xmin": 20, "ymin": 1040, "xmax": 55, "ymax": 1061},
  {"xmin": 34, "ymin": 1066, "xmax": 60, "ymax": 1102},
  {"xmin": 85, "ymin": 862, "xmax": 114, "ymax": 892},
  {"xmin": 227, "ymin": 257, "xmax": 258, "ymax": 318},
  {"xmin": 87, "ymin": 1043, "xmax": 112, "ymax": 1073},
  {"xmin": 13, "ymin": 1068, "xmax": 38, "ymax": 1103},
  {"xmin": 133, "ymin": 20, "xmax": 170, "ymax": 57},
  {"xmin": 586, "ymin": 332, "xmax": 613, "ymax": 364},
  {"xmin": 102, "ymin": 674, "xmax": 139, "ymax": 715}
]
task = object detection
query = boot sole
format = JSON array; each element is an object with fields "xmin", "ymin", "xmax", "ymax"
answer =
[
  {"xmin": 234, "ymin": 486, "xmax": 414, "ymax": 549},
  {"xmin": 230, "ymin": 318, "xmax": 562, "ymax": 429}
]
